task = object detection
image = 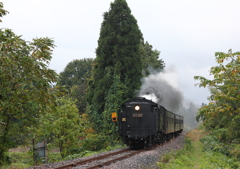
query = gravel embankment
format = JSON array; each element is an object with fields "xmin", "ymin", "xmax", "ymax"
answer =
[{"xmin": 27, "ymin": 132, "xmax": 186, "ymax": 169}]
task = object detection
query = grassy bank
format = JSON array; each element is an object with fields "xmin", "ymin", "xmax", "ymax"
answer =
[{"xmin": 157, "ymin": 127, "xmax": 240, "ymax": 169}]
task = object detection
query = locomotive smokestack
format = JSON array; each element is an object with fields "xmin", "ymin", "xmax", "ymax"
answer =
[{"xmin": 138, "ymin": 65, "xmax": 183, "ymax": 112}]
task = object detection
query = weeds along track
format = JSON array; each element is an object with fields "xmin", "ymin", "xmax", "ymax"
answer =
[{"xmin": 53, "ymin": 148, "xmax": 145, "ymax": 169}]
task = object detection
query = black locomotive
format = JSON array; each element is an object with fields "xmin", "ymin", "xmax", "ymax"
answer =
[{"xmin": 118, "ymin": 97, "xmax": 183, "ymax": 148}]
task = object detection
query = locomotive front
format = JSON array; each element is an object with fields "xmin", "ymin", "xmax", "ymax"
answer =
[{"xmin": 118, "ymin": 97, "xmax": 158, "ymax": 148}]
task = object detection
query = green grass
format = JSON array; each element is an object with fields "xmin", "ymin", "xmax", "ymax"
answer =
[
  {"xmin": 63, "ymin": 143, "xmax": 125, "ymax": 160},
  {"xmin": 157, "ymin": 139, "xmax": 240, "ymax": 169},
  {"xmin": 157, "ymin": 129, "xmax": 240, "ymax": 169},
  {"xmin": 1, "ymin": 163, "xmax": 29, "ymax": 169}
]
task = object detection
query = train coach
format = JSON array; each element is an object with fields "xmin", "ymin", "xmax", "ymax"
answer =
[{"xmin": 118, "ymin": 97, "xmax": 183, "ymax": 148}]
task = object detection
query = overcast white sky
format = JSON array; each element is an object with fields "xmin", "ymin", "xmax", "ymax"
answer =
[{"xmin": 1, "ymin": 0, "xmax": 240, "ymax": 106}]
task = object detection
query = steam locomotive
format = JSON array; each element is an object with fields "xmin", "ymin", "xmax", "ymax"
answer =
[{"xmin": 118, "ymin": 97, "xmax": 183, "ymax": 148}]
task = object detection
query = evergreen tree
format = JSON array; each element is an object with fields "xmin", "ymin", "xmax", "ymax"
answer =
[{"xmin": 87, "ymin": 0, "xmax": 143, "ymax": 132}]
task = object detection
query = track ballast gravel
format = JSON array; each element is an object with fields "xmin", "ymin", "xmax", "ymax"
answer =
[{"xmin": 102, "ymin": 133, "xmax": 186, "ymax": 169}]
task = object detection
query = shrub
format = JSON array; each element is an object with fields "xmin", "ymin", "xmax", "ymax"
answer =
[
  {"xmin": 7, "ymin": 152, "xmax": 31, "ymax": 164},
  {"xmin": 200, "ymin": 135, "xmax": 231, "ymax": 155},
  {"xmin": 65, "ymin": 146, "xmax": 84, "ymax": 156},
  {"xmin": 160, "ymin": 153, "xmax": 172, "ymax": 163},
  {"xmin": 184, "ymin": 137, "xmax": 193, "ymax": 151},
  {"xmin": 47, "ymin": 152, "xmax": 62, "ymax": 163},
  {"xmin": 82, "ymin": 134, "xmax": 107, "ymax": 151}
]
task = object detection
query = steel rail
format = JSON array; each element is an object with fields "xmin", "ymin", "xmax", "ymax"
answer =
[
  {"xmin": 85, "ymin": 148, "xmax": 146, "ymax": 169},
  {"xmin": 53, "ymin": 148, "xmax": 130, "ymax": 169}
]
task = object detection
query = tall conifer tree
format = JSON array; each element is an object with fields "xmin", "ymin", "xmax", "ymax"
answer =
[{"xmin": 87, "ymin": 0, "xmax": 143, "ymax": 131}]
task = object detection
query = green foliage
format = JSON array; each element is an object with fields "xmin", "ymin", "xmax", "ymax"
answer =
[
  {"xmin": 200, "ymin": 135, "xmax": 231, "ymax": 155},
  {"xmin": 2, "ymin": 163, "xmax": 29, "ymax": 169},
  {"xmin": 68, "ymin": 85, "xmax": 86, "ymax": 114},
  {"xmin": 140, "ymin": 40, "xmax": 165, "ymax": 76},
  {"xmin": 184, "ymin": 137, "xmax": 193, "ymax": 151},
  {"xmin": 0, "ymin": 150, "xmax": 11, "ymax": 166},
  {"xmin": 157, "ymin": 138, "xmax": 193, "ymax": 169},
  {"xmin": 102, "ymin": 68, "xmax": 127, "ymax": 136},
  {"xmin": 63, "ymin": 151, "xmax": 88, "ymax": 160},
  {"xmin": 38, "ymin": 97, "xmax": 86, "ymax": 158},
  {"xmin": 65, "ymin": 146, "xmax": 84, "ymax": 156},
  {"xmin": 194, "ymin": 49, "xmax": 240, "ymax": 143},
  {"xmin": 197, "ymin": 151, "xmax": 240, "ymax": 169},
  {"xmin": 0, "ymin": 28, "xmax": 59, "ymax": 166},
  {"xmin": 200, "ymin": 134, "xmax": 240, "ymax": 167},
  {"xmin": 82, "ymin": 134, "xmax": 107, "ymax": 151},
  {"xmin": 64, "ymin": 143, "xmax": 124, "ymax": 160},
  {"xmin": 0, "ymin": 2, "xmax": 8, "ymax": 22},
  {"xmin": 160, "ymin": 153, "xmax": 172, "ymax": 163},
  {"xmin": 58, "ymin": 58, "xmax": 94, "ymax": 87},
  {"xmin": 87, "ymin": 0, "xmax": 143, "ymax": 134},
  {"xmin": 157, "ymin": 136, "xmax": 240, "ymax": 169},
  {"xmin": 58, "ymin": 58, "xmax": 94, "ymax": 113},
  {"xmin": 196, "ymin": 123, "xmax": 205, "ymax": 130},
  {"xmin": 6, "ymin": 143, "xmax": 126, "ymax": 167},
  {"xmin": 47, "ymin": 153, "xmax": 63, "ymax": 163},
  {"xmin": 7, "ymin": 152, "xmax": 31, "ymax": 165},
  {"xmin": 230, "ymin": 144, "xmax": 240, "ymax": 160}
]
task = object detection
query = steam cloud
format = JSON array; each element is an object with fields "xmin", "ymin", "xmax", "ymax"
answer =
[{"xmin": 138, "ymin": 65, "xmax": 183, "ymax": 112}]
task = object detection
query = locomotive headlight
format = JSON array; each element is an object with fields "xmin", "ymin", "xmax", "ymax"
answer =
[{"xmin": 135, "ymin": 105, "xmax": 140, "ymax": 111}]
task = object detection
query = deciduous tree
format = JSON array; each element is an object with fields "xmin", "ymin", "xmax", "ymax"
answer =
[
  {"xmin": 58, "ymin": 58, "xmax": 94, "ymax": 88},
  {"xmin": 0, "ymin": 28, "xmax": 59, "ymax": 165},
  {"xmin": 58, "ymin": 58, "xmax": 94, "ymax": 113},
  {"xmin": 38, "ymin": 97, "xmax": 86, "ymax": 158},
  {"xmin": 194, "ymin": 49, "xmax": 240, "ymax": 142}
]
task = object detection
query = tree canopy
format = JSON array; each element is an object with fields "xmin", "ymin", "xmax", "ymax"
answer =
[
  {"xmin": 194, "ymin": 49, "xmax": 240, "ymax": 142},
  {"xmin": 58, "ymin": 58, "xmax": 94, "ymax": 113},
  {"xmin": 58, "ymin": 58, "xmax": 94, "ymax": 88}
]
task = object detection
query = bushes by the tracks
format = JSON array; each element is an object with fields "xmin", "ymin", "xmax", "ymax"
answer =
[
  {"xmin": 82, "ymin": 134, "xmax": 108, "ymax": 151},
  {"xmin": 200, "ymin": 135, "xmax": 231, "ymax": 155},
  {"xmin": 5, "ymin": 152, "xmax": 32, "ymax": 168}
]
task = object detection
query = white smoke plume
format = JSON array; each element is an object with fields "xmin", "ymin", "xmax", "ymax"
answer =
[{"xmin": 138, "ymin": 65, "xmax": 183, "ymax": 112}]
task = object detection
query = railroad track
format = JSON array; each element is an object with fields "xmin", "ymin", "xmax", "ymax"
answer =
[
  {"xmin": 53, "ymin": 148, "xmax": 146, "ymax": 169},
  {"xmin": 53, "ymin": 139, "xmax": 174, "ymax": 169}
]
